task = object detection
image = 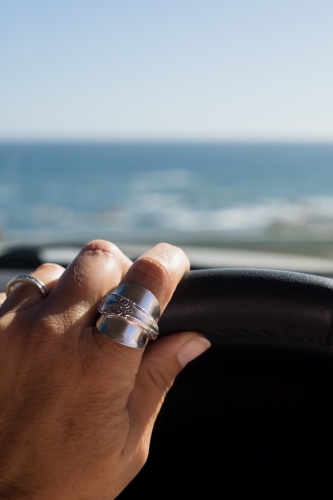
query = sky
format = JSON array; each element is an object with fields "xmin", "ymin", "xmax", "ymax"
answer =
[{"xmin": 1, "ymin": 0, "xmax": 333, "ymax": 141}]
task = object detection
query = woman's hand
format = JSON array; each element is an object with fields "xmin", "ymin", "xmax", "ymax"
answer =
[{"xmin": 0, "ymin": 241, "xmax": 210, "ymax": 500}]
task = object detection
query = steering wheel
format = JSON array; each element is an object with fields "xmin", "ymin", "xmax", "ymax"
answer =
[
  {"xmin": 160, "ymin": 268, "xmax": 333, "ymax": 345},
  {"xmin": 120, "ymin": 269, "xmax": 333, "ymax": 497}
]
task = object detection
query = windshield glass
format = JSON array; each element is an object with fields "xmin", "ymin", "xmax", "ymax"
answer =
[
  {"xmin": 1, "ymin": 143, "xmax": 333, "ymax": 257},
  {"xmin": 1, "ymin": 1, "xmax": 333, "ymax": 260}
]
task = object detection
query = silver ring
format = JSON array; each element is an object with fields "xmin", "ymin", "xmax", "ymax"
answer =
[
  {"xmin": 95, "ymin": 283, "xmax": 161, "ymax": 349},
  {"xmin": 6, "ymin": 275, "xmax": 49, "ymax": 298}
]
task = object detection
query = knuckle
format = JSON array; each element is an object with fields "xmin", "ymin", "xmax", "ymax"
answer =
[
  {"xmin": 80, "ymin": 240, "xmax": 127, "ymax": 274},
  {"xmin": 83, "ymin": 239, "xmax": 120, "ymax": 257},
  {"xmin": 155, "ymin": 242, "xmax": 190, "ymax": 268},
  {"xmin": 173, "ymin": 245, "xmax": 190, "ymax": 266},
  {"xmin": 134, "ymin": 256, "xmax": 171, "ymax": 291},
  {"xmin": 34, "ymin": 262, "xmax": 64, "ymax": 274},
  {"xmin": 158, "ymin": 241, "xmax": 185, "ymax": 254}
]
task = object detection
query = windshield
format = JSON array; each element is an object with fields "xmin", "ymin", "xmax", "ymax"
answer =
[
  {"xmin": 1, "ymin": 1, "xmax": 333, "ymax": 261},
  {"xmin": 1, "ymin": 143, "xmax": 333, "ymax": 255}
]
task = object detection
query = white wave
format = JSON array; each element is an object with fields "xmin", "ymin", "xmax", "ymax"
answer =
[
  {"xmin": 128, "ymin": 196, "xmax": 333, "ymax": 233},
  {"xmin": 4, "ymin": 194, "xmax": 333, "ymax": 238}
]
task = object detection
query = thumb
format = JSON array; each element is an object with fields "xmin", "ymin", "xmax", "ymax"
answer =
[{"xmin": 125, "ymin": 332, "xmax": 211, "ymax": 453}]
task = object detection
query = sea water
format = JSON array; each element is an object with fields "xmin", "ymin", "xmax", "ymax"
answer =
[{"xmin": 1, "ymin": 142, "xmax": 333, "ymax": 245}]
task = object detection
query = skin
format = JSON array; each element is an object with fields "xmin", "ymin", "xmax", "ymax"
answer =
[{"xmin": 0, "ymin": 240, "xmax": 210, "ymax": 500}]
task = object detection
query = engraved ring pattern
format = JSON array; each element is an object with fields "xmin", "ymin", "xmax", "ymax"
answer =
[
  {"xmin": 95, "ymin": 283, "xmax": 161, "ymax": 349},
  {"xmin": 98, "ymin": 293, "xmax": 159, "ymax": 340}
]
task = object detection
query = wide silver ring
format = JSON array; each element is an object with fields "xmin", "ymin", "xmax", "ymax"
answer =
[
  {"xmin": 6, "ymin": 275, "xmax": 49, "ymax": 298},
  {"xmin": 95, "ymin": 283, "xmax": 161, "ymax": 349}
]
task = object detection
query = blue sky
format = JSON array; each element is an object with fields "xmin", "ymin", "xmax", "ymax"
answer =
[{"xmin": 1, "ymin": 0, "xmax": 333, "ymax": 141}]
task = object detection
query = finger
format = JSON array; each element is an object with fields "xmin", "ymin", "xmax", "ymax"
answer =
[
  {"xmin": 119, "ymin": 242, "xmax": 190, "ymax": 312},
  {"xmin": 88, "ymin": 243, "xmax": 191, "ymax": 401},
  {"xmin": 125, "ymin": 332, "xmax": 211, "ymax": 455},
  {"xmin": 46, "ymin": 240, "xmax": 132, "ymax": 326},
  {"xmin": 0, "ymin": 293, "xmax": 6, "ymax": 306},
  {"xmin": 0, "ymin": 263, "xmax": 65, "ymax": 315}
]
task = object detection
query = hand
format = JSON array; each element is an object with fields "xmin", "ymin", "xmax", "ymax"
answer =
[{"xmin": 0, "ymin": 241, "xmax": 210, "ymax": 500}]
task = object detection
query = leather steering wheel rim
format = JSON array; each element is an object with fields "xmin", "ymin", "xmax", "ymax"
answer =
[{"xmin": 160, "ymin": 268, "xmax": 333, "ymax": 348}]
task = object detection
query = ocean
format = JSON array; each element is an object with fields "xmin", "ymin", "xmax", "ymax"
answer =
[{"xmin": 1, "ymin": 142, "xmax": 333, "ymax": 247}]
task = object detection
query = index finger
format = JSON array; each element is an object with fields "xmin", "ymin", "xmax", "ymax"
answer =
[
  {"xmin": 119, "ymin": 242, "xmax": 190, "ymax": 312},
  {"xmin": 90, "ymin": 243, "xmax": 190, "ymax": 387}
]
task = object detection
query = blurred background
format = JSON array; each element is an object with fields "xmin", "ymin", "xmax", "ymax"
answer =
[{"xmin": 1, "ymin": 0, "xmax": 333, "ymax": 263}]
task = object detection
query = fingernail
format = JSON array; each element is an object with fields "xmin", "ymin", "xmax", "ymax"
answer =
[{"xmin": 177, "ymin": 336, "xmax": 211, "ymax": 368}]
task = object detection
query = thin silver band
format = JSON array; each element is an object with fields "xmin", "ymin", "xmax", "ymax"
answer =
[
  {"xmin": 95, "ymin": 283, "xmax": 160, "ymax": 349},
  {"xmin": 6, "ymin": 275, "xmax": 49, "ymax": 298}
]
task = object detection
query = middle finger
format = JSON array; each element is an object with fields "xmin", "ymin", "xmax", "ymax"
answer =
[{"xmin": 44, "ymin": 240, "xmax": 132, "ymax": 327}]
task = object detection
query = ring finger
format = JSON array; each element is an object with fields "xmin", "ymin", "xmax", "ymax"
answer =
[{"xmin": 0, "ymin": 263, "xmax": 65, "ymax": 315}]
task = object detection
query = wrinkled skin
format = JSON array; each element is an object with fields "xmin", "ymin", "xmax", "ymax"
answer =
[{"xmin": 0, "ymin": 241, "xmax": 210, "ymax": 500}]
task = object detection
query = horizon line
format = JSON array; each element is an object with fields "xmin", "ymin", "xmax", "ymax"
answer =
[{"xmin": 1, "ymin": 137, "xmax": 333, "ymax": 145}]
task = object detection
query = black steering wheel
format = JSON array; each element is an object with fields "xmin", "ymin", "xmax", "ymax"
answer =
[
  {"xmin": 120, "ymin": 269, "xmax": 333, "ymax": 497},
  {"xmin": 160, "ymin": 268, "xmax": 333, "ymax": 345}
]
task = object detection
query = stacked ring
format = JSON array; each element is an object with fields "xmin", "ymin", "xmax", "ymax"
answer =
[{"xmin": 95, "ymin": 283, "xmax": 161, "ymax": 349}]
